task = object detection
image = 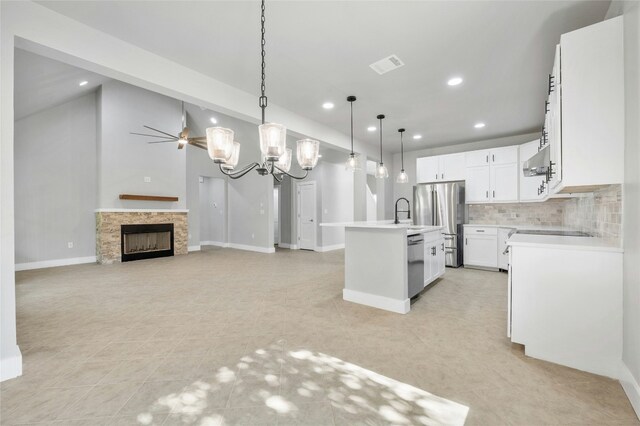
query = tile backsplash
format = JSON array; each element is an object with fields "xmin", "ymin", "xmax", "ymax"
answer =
[
  {"xmin": 468, "ymin": 184, "xmax": 622, "ymax": 245},
  {"xmin": 468, "ymin": 201, "xmax": 565, "ymax": 226},
  {"xmin": 563, "ymin": 185, "xmax": 622, "ymax": 242}
]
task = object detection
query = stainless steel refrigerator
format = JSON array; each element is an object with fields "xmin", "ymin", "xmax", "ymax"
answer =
[{"xmin": 413, "ymin": 182, "xmax": 467, "ymax": 267}]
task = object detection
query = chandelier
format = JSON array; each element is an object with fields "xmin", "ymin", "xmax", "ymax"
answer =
[{"xmin": 132, "ymin": 0, "xmax": 319, "ymax": 182}]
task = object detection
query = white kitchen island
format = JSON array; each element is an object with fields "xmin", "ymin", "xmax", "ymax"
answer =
[{"xmin": 322, "ymin": 221, "xmax": 444, "ymax": 314}]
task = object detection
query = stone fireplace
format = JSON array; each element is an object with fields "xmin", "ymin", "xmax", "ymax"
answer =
[{"xmin": 96, "ymin": 209, "xmax": 188, "ymax": 264}]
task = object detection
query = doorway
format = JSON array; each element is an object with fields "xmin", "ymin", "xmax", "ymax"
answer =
[
  {"xmin": 297, "ymin": 181, "xmax": 317, "ymax": 251},
  {"xmin": 199, "ymin": 176, "xmax": 227, "ymax": 247}
]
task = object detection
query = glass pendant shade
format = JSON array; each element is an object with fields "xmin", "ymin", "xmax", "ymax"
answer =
[
  {"xmin": 375, "ymin": 162, "xmax": 389, "ymax": 179},
  {"xmin": 206, "ymin": 127, "xmax": 234, "ymax": 163},
  {"xmin": 296, "ymin": 138, "xmax": 320, "ymax": 170},
  {"xmin": 345, "ymin": 153, "xmax": 361, "ymax": 171},
  {"xmin": 275, "ymin": 148, "xmax": 292, "ymax": 173},
  {"xmin": 396, "ymin": 169, "xmax": 409, "ymax": 183},
  {"xmin": 259, "ymin": 122, "xmax": 287, "ymax": 161},
  {"xmin": 222, "ymin": 142, "xmax": 241, "ymax": 171}
]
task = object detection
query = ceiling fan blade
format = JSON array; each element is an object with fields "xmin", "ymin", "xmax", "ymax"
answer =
[
  {"xmin": 131, "ymin": 132, "xmax": 174, "ymax": 138},
  {"xmin": 178, "ymin": 142, "xmax": 185, "ymax": 150},
  {"xmin": 148, "ymin": 139, "xmax": 178, "ymax": 144},
  {"xmin": 143, "ymin": 125, "xmax": 179, "ymax": 139},
  {"xmin": 181, "ymin": 127, "xmax": 190, "ymax": 139}
]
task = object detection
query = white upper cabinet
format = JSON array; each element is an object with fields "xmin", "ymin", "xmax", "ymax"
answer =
[
  {"xmin": 416, "ymin": 153, "xmax": 465, "ymax": 183},
  {"xmin": 465, "ymin": 146, "xmax": 519, "ymax": 203},
  {"xmin": 519, "ymin": 140, "xmax": 547, "ymax": 202},
  {"xmin": 556, "ymin": 16, "xmax": 624, "ymax": 193},
  {"xmin": 465, "ymin": 150, "xmax": 490, "ymax": 168},
  {"xmin": 490, "ymin": 146, "xmax": 518, "ymax": 165},
  {"xmin": 416, "ymin": 156, "xmax": 440, "ymax": 183},
  {"xmin": 440, "ymin": 153, "xmax": 466, "ymax": 181}
]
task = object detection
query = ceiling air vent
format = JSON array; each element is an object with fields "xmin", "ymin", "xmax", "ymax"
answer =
[{"xmin": 369, "ymin": 54, "xmax": 405, "ymax": 75}]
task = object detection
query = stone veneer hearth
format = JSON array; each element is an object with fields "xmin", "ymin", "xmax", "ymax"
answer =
[{"xmin": 95, "ymin": 209, "xmax": 188, "ymax": 264}]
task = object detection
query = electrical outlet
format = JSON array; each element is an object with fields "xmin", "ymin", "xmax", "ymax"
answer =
[
  {"xmin": 144, "ymin": 177, "xmax": 151, "ymax": 183},
  {"xmin": 324, "ymin": 209, "xmax": 328, "ymax": 214},
  {"xmin": 251, "ymin": 233, "xmax": 255, "ymax": 239},
  {"xmin": 188, "ymin": 233, "xmax": 192, "ymax": 240},
  {"xmin": 67, "ymin": 242, "xmax": 74, "ymax": 249}
]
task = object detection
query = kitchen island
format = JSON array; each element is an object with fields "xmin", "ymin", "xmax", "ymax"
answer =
[{"xmin": 322, "ymin": 221, "xmax": 444, "ymax": 314}]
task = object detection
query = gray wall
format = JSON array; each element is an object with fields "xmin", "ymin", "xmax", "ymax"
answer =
[
  {"xmin": 392, "ymin": 132, "xmax": 540, "ymax": 202},
  {"xmin": 98, "ymin": 80, "xmax": 186, "ymax": 209},
  {"xmin": 185, "ymin": 105, "xmax": 272, "ymax": 251},
  {"xmin": 320, "ymin": 161, "xmax": 354, "ymax": 247},
  {"xmin": 14, "ymin": 93, "xmax": 97, "ymax": 264}
]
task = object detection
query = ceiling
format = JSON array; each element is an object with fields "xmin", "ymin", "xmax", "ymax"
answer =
[
  {"xmin": 14, "ymin": 49, "xmax": 111, "ymax": 120},
  {"xmin": 35, "ymin": 1, "xmax": 610, "ymax": 153}
]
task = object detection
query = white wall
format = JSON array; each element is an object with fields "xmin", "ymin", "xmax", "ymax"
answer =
[
  {"xmin": 14, "ymin": 92, "xmax": 97, "ymax": 266},
  {"xmin": 392, "ymin": 132, "xmax": 540, "ymax": 202},
  {"xmin": 98, "ymin": 80, "xmax": 185, "ymax": 209},
  {"xmin": 607, "ymin": 0, "xmax": 640, "ymax": 415}
]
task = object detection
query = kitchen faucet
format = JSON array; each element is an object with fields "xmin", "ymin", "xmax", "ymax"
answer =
[{"xmin": 394, "ymin": 197, "xmax": 411, "ymax": 224}]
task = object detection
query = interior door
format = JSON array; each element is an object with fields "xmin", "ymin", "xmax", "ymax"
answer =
[{"xmin": 297, "ymin": 182, "xmax": 316, "ymax": 250}]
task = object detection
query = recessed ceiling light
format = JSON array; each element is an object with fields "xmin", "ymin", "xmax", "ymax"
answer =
[
  {"xmin": 79, "ymin": 81, "xmax": 88, "ymax": 86},
  {"xmin": 413, "ymin": 134, "xmax": 422, "ymax": 140},
  {"xmin": 447, "ymin": 77, "xmax": 463, "ymax": 86},
  {"xmin": 322, "ymin": 102, "xmax": 334, "ymax": 110},
  {"xmin": 210, "ymin": 117, "xmax": 218, "ymax": 124},
  {"xmin": 367, "ymin": 126, "xmax": 376, "ymax": 132},
  {"xmin": 474, "ymin": 122, "xmax": 486, "ymax": 129}
]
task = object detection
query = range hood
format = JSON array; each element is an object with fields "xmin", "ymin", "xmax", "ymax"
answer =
[{"xmin": 522, "ymin": 145, "xmax": 550, "ymax": 176}]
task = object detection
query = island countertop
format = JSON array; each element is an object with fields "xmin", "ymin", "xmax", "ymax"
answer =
[{"xmin": 321, "ymin": 220, "xmax": 443, "ymax": 235}]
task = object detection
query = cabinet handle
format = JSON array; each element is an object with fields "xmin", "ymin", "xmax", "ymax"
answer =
[
  {"xmin": 441, "ymin": 173, "xmax": 444, "ymax": 179},
  {"xmin": 486, "ymin": 155, "xmax": 488, "ymax": 163},
  {"xmin": 476, "ymin": 230, "xmax": 485, "ymax": 233},
  {"xmin": 492, "ymin": 154, "xmax": 495, "ymax": 162},
  {"xmin": 431, "ymin": 247, "xmax": 436, "ymax": 256},
  {"xmin": 486, "ymin": 190, "xmax": 489, "ymax": 198},
  {"xmin": 441, "ymin": 243, "xmax": 445, "ymax": 251},
  {"xmin": 545, "ymin": 100, "xmax": 550, "ymax": 113},
  {"xmin": 465, "ymin": 238, "xmax": 468, "ymax": 245},
  {"xmin": 435, "ymin": 173, "xmax": 438, "ymax": 180},
  {"xmin": 493, "ymin": 190, "xmax": 495, "ymax": 198},
  {"xmin": 548, "ymin": 74, "xmax": 555, "ymax": 94}
]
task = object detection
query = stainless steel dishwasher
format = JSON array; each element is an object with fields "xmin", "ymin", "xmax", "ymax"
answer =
[{"xmin": 407, "ymin": 235, "xmax": 424, "ymax": 298}]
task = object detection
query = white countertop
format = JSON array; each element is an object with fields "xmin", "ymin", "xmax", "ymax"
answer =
[
  {"xmin": 464, "ymin": 224, "xmax": 576, "ymax": 231},
  {"xmin": 507, "ymin": 233, "xmax": 622, "ymax": 253},
  {"xmin": 321, "ymin": 220, "xmax": 443, "ymax": 235}
]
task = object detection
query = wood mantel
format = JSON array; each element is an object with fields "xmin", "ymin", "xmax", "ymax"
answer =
[{"xmin": 119, "ymin": 194, "xmax": 179, "ymax": 202}]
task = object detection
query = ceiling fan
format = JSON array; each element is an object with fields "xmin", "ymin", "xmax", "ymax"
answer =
[{"xmin": 130, "ymin": 101, "xmax": 207, "ymax": 150}]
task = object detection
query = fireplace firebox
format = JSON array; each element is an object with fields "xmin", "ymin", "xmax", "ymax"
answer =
[{"xmin": 121, "ymin": 223, "xmax": 174, "ymax": 262}]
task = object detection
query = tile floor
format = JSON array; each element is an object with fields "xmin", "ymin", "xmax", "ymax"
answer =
[{"xmin": 1, "ymin": 246, "xmax": 638, "ymax": 425}]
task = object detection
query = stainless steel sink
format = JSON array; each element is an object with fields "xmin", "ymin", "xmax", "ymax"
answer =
[{"xmin": 515, "ymin": 229, "xmax": 592, "ymax": 237}]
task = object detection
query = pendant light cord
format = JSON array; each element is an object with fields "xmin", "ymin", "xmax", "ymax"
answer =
[
  {"xmin": 378, "ymin": 116, "xmax": 384, "ymax": 164},
  {"xmin": 400, "ymin": 130, "xmax": 404, "ymax": 170},
  {"xmin": 259, "ymin": 0, "xmax": 267, "ymax": 125},
  {"xmin": 350, "ymin": 101, "xmax": 354, "ymax": 155}
]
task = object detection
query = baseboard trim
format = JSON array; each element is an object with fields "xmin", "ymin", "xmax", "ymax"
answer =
[
  {"xmin": 0, "ymin": 345, "xmax": 22, "ymax": 382},
  {"xmin": 343, "ymin": 288, "xmax": 410, "ymax": 314},
  {"xmin": 227, "ymin": 243, "xmax": 275, "ymax": 254},
  {"xmin": 15, "ymin": 256, "xmax": 96, "ymax": 271},
  {"xmin": 620, "ymin": 363, "xmax": 640, "ymax": 420},
  {"xmin": 188, "ymin": 245, "xmax": 201, "ymax": 252},
  {"xmin": 315, "ymin": 243, "xmax": 345, "ymax": 252},
  {"xmin": 200, "ymin": 241, "xmax": 229, "ymax": 248}
]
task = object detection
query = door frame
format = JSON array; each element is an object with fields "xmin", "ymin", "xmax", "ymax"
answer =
[
  {"xmin": 273, "ymin": 185, "xmax": 281, "ymax": 246},
  {"xmin": 296, "ymin": 181, "xmax": 317, "ymax": 251}
]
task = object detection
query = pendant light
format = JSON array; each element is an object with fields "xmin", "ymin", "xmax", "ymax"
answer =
[
  {"xmin": 345, "ymin": 95, "xmax": 361, "ymax": 171},
  {"xmin": 375, "ymin": 114, "xmax": 389, "ymax": 179},
  {"xmin": 396, "ymin": 128, "xmax": 409, "ymax": 183}
]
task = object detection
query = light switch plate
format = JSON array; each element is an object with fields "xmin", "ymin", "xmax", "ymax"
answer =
[
  {"xmin": 67, "ymin": 242, "xmax": 73, "ymax": 249},
  {"xmin": 144, "ymin": 177, "xmax": 151, "ymax": 183}
]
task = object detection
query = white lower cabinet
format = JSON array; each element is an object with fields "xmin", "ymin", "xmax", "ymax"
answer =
[
  {"xmin": 424, "ymin": 234, "xmax": 445, "ymax": 286},
  {"xmin": 463, "ymin": 226, "xmax": 498, "ymax": 268}
]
